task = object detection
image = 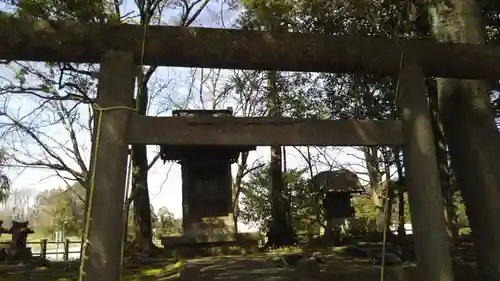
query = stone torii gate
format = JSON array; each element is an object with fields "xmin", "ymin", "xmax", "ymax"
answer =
[{"xmin": 3, "ymin": 17, "xmax": 499, "ymax": 281}]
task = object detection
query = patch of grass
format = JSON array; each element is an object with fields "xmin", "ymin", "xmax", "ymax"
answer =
[
  {"xmin": 266, "ymin": 245, "xmax": 302, "ymax": 256},
  {"xmin": 0, "ymin": 260, "xmax": 179, "ymax": 281}
]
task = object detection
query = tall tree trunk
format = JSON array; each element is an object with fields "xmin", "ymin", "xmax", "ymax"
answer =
[
  {"xmin": 129, "ymin": 73, "xmax": 156, "ymax": 252},
  {"xmin": 393, "ymin": 148, "xmax": 406, "ymax": 241},
  {"xmin": 429, "ymin": 2, "xmax": 500, "ymax": 280},
  {"xmin": 131, "ymin": 144, "xmax": 155, "ymax": 251},
  {"xmin": 382, "ymin": 149, "xmax": 393, "ymax": 240},
  {"xmin": 232, "ymin": 152, "xmax": 250, "ymax": 233},
  {"xmin": 81, "ymin": 108, "xmax": 97, "ymax": 253},
  {"xmin": 426, "ymin": 78, "xmax": 459, "ymax": 242},
  {"xmin": 82, "ymin": 181, "xmax": 91, "ymax": 254},
  {"xmin": 266, "ymin": 71, "xmax": 295, "ymax": 246},
  {"xmin": 361, "ymin": 85, "xmax": 388, "ymax": 233},
  {"xmin": 283, "ymin": 146, "xmax": 293, "ymax": 228},
  {"xmin": 364, "ymin": 147, "xmax": 386, "ymax": 232}
]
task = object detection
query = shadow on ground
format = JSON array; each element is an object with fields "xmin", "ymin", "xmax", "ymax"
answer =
[{"xmin": 0, "ymin": 253, "xmax": 478, "ymax": 281}]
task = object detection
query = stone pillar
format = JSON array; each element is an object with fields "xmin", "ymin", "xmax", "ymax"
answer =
[
  {"xmin": 80, "ymin": 51, "xmax": 135, "ymax": 281},
  {"xmin": 397, "ymin": 65, "xmax": 454, "ymax": 281}
]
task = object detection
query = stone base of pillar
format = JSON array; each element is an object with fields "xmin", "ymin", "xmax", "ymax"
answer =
[{"xmin": 183, "ymin": 215, "xmax": 236, "ymax": 242}]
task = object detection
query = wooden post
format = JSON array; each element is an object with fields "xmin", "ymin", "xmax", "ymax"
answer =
[
  {"xmin": 397, "ymin": 65, "xmax": 454, "ymax": 281},
  {"xmin": 40, "ymin": 239, "xmax": 47, "ymax": 259},
  {"xmin": 80, "ymin": 51, "xmax": 135, "ymax": 281},
  {"xmin": 64, "ymin": 239, "xmax": 70, "ymax": 261}
]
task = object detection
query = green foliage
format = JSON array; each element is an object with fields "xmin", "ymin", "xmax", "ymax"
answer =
[
  {"xmin": 352, "ymin": 195, "xmax": 378, "ymax": 222},
  {"xmin": 14, "ymin": 0, "xmax": 109, "ymax": 22},
  {"xmin": 454, "ymin": 191, "xmax": 469, "ymax": 228},
  {"xmin": 153, "ymin": 207, "xmax": 181, "ymax": 238},
  {"xmin": 239, "ymin": 164, "xmax": 322, "ymax": 237},
  {"xmin": 234, "ymin": 1, "xmax": 405, "ymax": 239},
  {"xmin": 238, "ymin": 162, "xmax": 414, "ymax": 238},
  {"xmin": 32, "ymin": 183, "xmax": 85, "ymax": 237},
  {"xmin": 481, "ymin": 0, "xmax": 500, "ymax": 43},
  {"xmin": 234, "ymin": 0, "xmax": 484, "ymax": 242},
  {"xmin": 237, "ymin": 0, "xmax": 500, "ymax": 123},
  {"xmin": 236, "ymin": 1, "xmax": 405, "ymax": 124}
]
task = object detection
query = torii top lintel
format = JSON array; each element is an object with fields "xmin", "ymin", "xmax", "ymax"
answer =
[{"xmin": 1, "ymin": 17, "xmax": 499, "ymax": 79}]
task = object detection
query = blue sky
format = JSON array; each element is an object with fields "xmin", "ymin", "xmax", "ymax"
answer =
[{"xmin": 0, "ymin": 1, "xmax": 369, "ymax": 231}]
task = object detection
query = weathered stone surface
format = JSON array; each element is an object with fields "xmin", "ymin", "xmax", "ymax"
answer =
[
  {"xmin": 397, "ymin": 65, "xmax": 454, "ymax": 281},
  {"xmin": 129, "ymin": 117, "xmax": 404, "ymax": 146},
  {"xmin": 80, "ymin": 51, "xmax": 136, "ymax": 281},
  {"xmin": 1, "ymin": 18, "xmax": 500, "ymax": 79}
]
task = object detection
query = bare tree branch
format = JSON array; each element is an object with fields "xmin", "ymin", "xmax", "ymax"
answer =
[{"xmin": 147, "ymin": 153, "xmax": 160, "ymax": 171}]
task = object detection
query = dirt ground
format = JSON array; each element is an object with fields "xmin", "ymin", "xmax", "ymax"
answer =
[
  {"xmin": 173, "ymin": 254, "xmax": 476, "ymax": 281},
  {"xmin": 0, "ymin": 251, "xmax": 477, "ymax": 281}
]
